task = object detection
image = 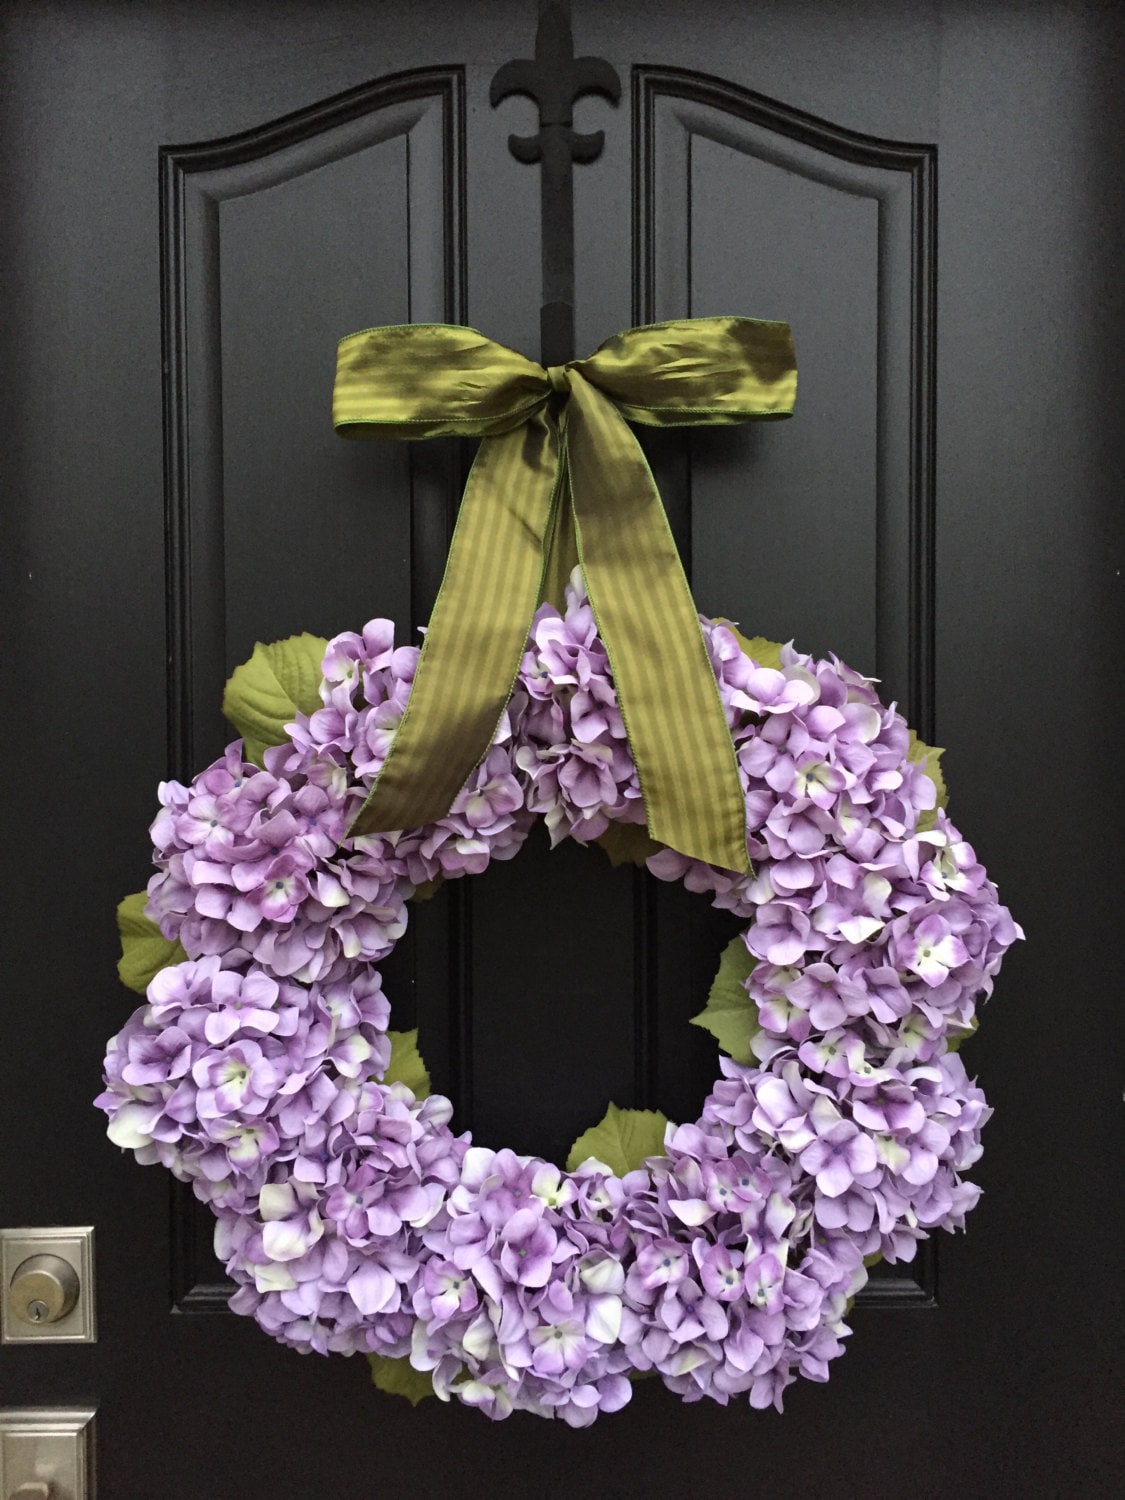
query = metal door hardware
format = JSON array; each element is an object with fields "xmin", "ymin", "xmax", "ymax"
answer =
[
  {"xmin": 0, "ymin": 1408, "xmax": 95, "ymax": 1500},
  {"xmin": 0, "ymin": 1231, "xmax": 95, "ymax": 1345},
  {"xmin": 7, "ymin": 1258, "xmax": 79, "ymax": 1328}
]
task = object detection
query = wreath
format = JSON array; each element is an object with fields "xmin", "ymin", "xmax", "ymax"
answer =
[
  {"xmin": 98, "ymin": 317, "xmax": 1019, "ymax": 1423},
  {"xmin": 97, "ymin": 574, "xmax": 1019, "ymax": 1424}
]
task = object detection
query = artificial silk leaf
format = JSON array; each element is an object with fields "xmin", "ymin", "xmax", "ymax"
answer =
[
  {"xmin": 566, "ymin": 1103, "xmax": 669, "ymax": 1176},
  {"xmin": 945, "ymin": 1014, "xmax": 979, "ymax": 1053},
  {"xmin": 690, "ymin": 935, "xmax": 760, "ymax": 1065},
  {"xmin": 221, "ymin": 633, "xmax": 328, "ymax": 767},
  {"xmin": 367, "ymin": 1353, "xmax": 435, "ymax": 1406},
  {"xmin": 116, "ymin": 891, "xmax": 187, "ymax": 995},
  {"xmin": 409, "ymin": 875, "xmax": 445, "ymax": 903},
  {"xmin": 383, "ymin": 1029, "xmax": 431, "ymax": 1099},
  {"xmin": 595, "ymin": 822, "xmax": 663, "ymax": 868},
  {"xmin": 907, "ymin": 729, "xmax": 949, "ymax": 833},
  {"xmin": 712, "ymin": 619, "xmax": 784, "ymax": 672}
]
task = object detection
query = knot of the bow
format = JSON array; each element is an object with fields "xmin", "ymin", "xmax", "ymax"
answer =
[{"xmin": 545, "ymin": 364, "xmax": 571, "ymax": 397}]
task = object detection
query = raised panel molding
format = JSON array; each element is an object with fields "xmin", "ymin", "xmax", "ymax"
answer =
[
  {"xmin": 634, "ymin": 68, "xmax": 937, "ymax": 1308},
  {"xmin": 161, "ymin": 65, "xmax": 466, "ymax": 780},
  {"xmin": 633, "ymin": 65, "xmax": 935, "ymax": 739},
  {"xmin": 162, "ymin": 67, "xmax": 466, "ymax": 1311}
]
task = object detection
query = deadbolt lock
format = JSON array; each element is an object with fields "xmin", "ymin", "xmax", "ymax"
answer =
[
  {"xmin": 8, "ymin": 1257, "xmax": 80, "ymax": 1328},
  {"xmin": 0, "ymin": 1229, "xmax": 96, "ymax": 1345}
]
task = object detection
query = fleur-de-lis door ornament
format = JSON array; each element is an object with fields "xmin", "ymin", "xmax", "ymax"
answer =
[{"xmin": 490, "ymin": 0, "xmax": 621, "ymax": 365}]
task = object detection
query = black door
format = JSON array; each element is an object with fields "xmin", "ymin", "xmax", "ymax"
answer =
[{"xmin": 1, "ymin": 2, "xmax": 1120, "ymax": 1495}]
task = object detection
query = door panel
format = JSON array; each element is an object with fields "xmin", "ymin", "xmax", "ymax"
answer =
[
  {"xmin": 164, "ymin": 69, "xmax": 466, "ymax": 776},
  {"xmin": 1, "ymin": 3, "xmax": 1119, "ymax": 1496},
  {"xmin": 636, "ymin": 67, "xmax": 935, "ymax": 735}
]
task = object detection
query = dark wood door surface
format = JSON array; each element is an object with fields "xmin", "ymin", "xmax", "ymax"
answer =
[{"xmin": 1, "ymin": 2, "xmax": 1120, "ymax": 1496}]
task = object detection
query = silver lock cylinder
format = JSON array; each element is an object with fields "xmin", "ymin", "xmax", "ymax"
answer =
[{"xmin": 7, "ymin": 1258, "xmax": 80, "ymax": 1328}]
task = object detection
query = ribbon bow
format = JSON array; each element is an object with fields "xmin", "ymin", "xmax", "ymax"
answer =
[{"xmin": 333, "ymin": 317, "xmax": 796, "ymax": 873}]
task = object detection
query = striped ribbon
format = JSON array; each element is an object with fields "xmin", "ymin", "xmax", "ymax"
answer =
[{"xmin": 333, "ymin": 318, "xmax": 796, "ymax": 873}]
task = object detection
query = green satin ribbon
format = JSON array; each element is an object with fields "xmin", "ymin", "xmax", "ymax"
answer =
[{"xmin": 333, "ymin": 317, "xmax": 796, "ymax": 873}]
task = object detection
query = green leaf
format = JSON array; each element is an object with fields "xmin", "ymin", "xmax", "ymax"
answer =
[
  {"xmin": 594, "ymin": 822, "xmax": 663, "ymax": 868},
  {"xmin": 945, "ymin": 1014, "xmax": 979, "ymax": 1053},
  {"xmin": 689, "ymin": 935, "xmax": 760, "ymax": 1064},
  {"xmin": 367, "ymin": 1353, "xmax": 436, "ymax": 1406},
  {"xmin": 382, "ymin": 1029, "xmax": 431, "ymax": 1099},
  {"xmin": 408, "ymin": 875, "xmax": 445, "ymax": 903},
  {"xmin": 907, "ymin": 729, "xmax": 948, "ymax": 833},
  {"xmin": 566, "ymin": 1102, "xmax": 669, "ymax": 1175},
  {"xmin": 116, "ymin": 891, "xmax": 187, "ymax": 995},
  {"xmin": 711, "ymin": 620, "xmax": 784, "ymax": 671},
  {"xmin": 221, "ymin": 633, "xmax": 328, "ymax": 766}
]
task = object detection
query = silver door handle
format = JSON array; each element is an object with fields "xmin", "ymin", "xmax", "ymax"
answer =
[{"xmin": 0, "ymin": 1408, "xmax": 94, "ymax": 1500}]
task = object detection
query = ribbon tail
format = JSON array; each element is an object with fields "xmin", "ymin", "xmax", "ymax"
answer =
[
  {"xmin": 538, "ymin": 427, "xmax": 580, "ymax": 610},
  {"xmin": 564, "ymin": 373, "xmax": 750, "ymax": 874},
  {"xmin": 348, "ymin": 411, "xmax": 560, "ymax": 838}
]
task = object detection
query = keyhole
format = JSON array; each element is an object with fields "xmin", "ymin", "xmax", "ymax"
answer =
[{"xmin": 26, "ymin": 1299, "xmax": 49, "ymax": 1322}]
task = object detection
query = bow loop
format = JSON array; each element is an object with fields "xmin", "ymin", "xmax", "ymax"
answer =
[
  {"xmin": 572, "ymin": 317, "xmax": 797, "ymax": 427},
  {"xmin": 334, "ymin": 323, "xmax": 552, "ymax": 439},
  {"xmin": 332, "ymin": 317, "xmax": 796, "ymax": 873}
]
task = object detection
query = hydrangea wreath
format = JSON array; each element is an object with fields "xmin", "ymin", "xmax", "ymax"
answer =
[{"xmin": 98, "ymin": 572, "xmax": 1020, "ymax": 1425}]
